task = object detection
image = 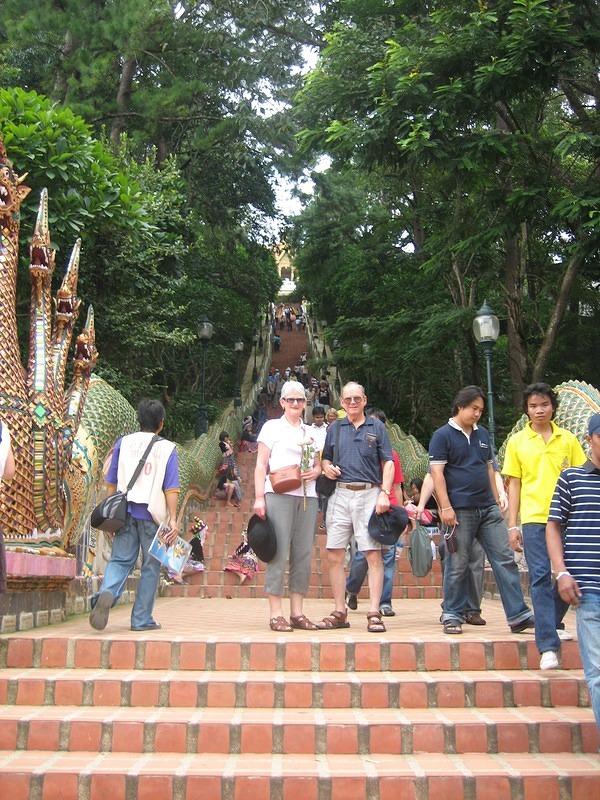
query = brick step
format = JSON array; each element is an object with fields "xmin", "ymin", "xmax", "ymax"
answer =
[
  {"xmin": 2, "ymin": 705, "xmax": 598, "ymax": 754},
  {"xmin": 181, "ymin": 566, "xmax": 442, "ymax": 588},
  {"xmin": 0, "ymin": 668, "xmax": 590, "ymax": 709},
  {"xmin": 162, "ymin": 584, "xmax": 444, "ymax": 600},
  {"xmin": 209, "ymin": 504, "xmax": 255, "ymax": 517},
  {"xmin": 1, "ymin": 751, "xmax": 598, "ymax": 799},
  {"xmin": 164, "ymin": 565, "xmax": 441, "ymax": 584},
  {"xmin": 6, "ymin": 633, "xmax": 580, "ymax": 671}
]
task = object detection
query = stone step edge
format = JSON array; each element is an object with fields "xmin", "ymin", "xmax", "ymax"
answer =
[
  {"xmin": 1, "ymin": 751, "xmax": 598, "ymax": 800},
  {"xmin": 0, "ymin": 711, "xmax": 600, "ymax": 756},
  {"xmin": 1, "ymin": 669, "xmax": 590, "ymax": 710},
  {"xmin": 2, "ymin": 706, "xmax": 597, "ymax": 756},
  {"xmin": 0, "ymin": 636, "xmax": 583, "ymax": 672}
]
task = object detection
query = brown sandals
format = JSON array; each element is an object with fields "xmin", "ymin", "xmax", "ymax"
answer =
[
  {"xmin": 367, "ymin": 612, "xmax": 386, "ymax": 633},
  {"xmin": 290, "ymin": 614, "xmax": 318, "ymax": 630},
  {"xmin": 316, "ymin": 610, "xmax": 350, "ymax": 630},
  {"xmin": 269, "ymin": 616, "xmax": 293, "ymax": 632}
]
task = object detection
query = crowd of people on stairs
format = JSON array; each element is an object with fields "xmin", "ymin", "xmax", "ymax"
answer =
[{"xmin": 73, "ymin": 303, "xmax": 600, "ymax": 735}]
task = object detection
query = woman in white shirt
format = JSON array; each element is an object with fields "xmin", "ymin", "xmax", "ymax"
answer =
[
  {"xmin": 0, "ymin": 422, "xmax": 16, "ymax": 594},
  {"xmin": 254, "ymin": 381, "xmax": 321, "ymax": 631}
]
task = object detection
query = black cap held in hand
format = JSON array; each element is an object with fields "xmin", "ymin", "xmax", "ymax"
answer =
[
  {"xmin": 368, "ymin": 506, "xmax": 409, "ymax": 546},
  {"xmin": 247, "ymin": 513, "xmax": 278, "ymax": 562}
]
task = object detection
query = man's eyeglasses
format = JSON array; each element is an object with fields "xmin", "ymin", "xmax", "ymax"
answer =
[
  {"xmin": 283, "ymin": 397, "xmax": 305, "ymax": 404},
  {"xmin": 342, "ymin": 396, "xmax": 364, "ymax": 404}
]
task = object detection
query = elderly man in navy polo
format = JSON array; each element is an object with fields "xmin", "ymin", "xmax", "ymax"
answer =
[{"xmin": 318, "ymin": 382, "xmax": 395, "ymax": 633}]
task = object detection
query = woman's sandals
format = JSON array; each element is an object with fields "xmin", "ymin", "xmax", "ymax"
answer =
[
  {"xmin": 366, "ymin": 612, "xmax": 386, "ymax": 633},
  {"xmin": 290, "ymin": 614, "xmax": 318, "ymax": 630},
  {"xmin": 269, "ymin": 616, "xmax": 293, "ymax": 632},
  {"xmin": 316, "ymin": 610, "xmax": 350, "ymax": 629}
]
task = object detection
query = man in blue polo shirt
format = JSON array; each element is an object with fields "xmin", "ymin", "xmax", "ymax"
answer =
[
  {"xmin": 318, "ymin": 382, "xmax": 395, "ymax": 633},
  {"xmin": 430, "ymin": 385, "xmax": 533, "ymax": 635},
  {"xmin": 547, "ymin": 412, "xmax": 600, "ymax": 731}
]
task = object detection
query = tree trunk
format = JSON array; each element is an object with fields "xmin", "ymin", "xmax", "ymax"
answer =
[
  {"xmin": 504, "ymin": 228, "xmax": 529, "ymax": 404},
  {"xmin": 532, "ymin": 250, "xmax": 584, "ymax": 381},
  {"xmin": 157, "ymin": 137, "xmax": 169, "ymax": 165},
  {"xmin": 52, "ymin": 29, "xmax": 73, "ymax": 103},
  {"xmin": 110, "ymin": 56, "xmax": 136, "ymax": 148}
]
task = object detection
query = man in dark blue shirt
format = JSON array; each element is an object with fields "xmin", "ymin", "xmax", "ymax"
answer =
[
  {"xmin": 318, "ymin": 382, "xmax": 395, "ymax": 633},
  {"xmin": 430, "ymin": 385, "xmax": 533, "ymax": 635}
]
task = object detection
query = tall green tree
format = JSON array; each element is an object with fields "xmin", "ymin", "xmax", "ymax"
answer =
[
  {"xmin": 0, "ymin": 1, "xmax": 322, "ymax": 432},
  {"xmin": 0, "ymin": 0, "xmax": 323, "ymax": 203},
  {"xmin": 295, "ymin": 0, "xmax": 600, "ymax": 415}
]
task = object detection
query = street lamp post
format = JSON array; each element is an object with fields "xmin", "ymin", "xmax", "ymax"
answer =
[
  {"xmin": 472, "ymin": 300, "xmax": 500, "ymax": 451},
  {"xmin": 234, "ymin": 339, "xmax": 244, "ymax": 408},
  {"xmin": 362, "ymin": 342, "xmax": 371, "ymax": 391},
  {"xmin": 252, "ymin": 332, "xmax": 259, "ymax": 383},
  {"xmin": 330, "ymin": 361, "xmax": 338, "ymax": 392},
  {"xmin": 196, "ymin": 315, "xmax": 214, "ymax": 437},
  {"xmin": 332, "ymin": 339, "xmax": 340, "ymax": 389}
]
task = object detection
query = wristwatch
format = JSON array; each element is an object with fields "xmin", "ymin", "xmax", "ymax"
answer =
[
  {"xmin": 380, "ymin": 488, "xmax": 391, "ymax": 496},
  {"xmin": 554, "ymin": 571, "xmax": 571, "ymax": 581}
]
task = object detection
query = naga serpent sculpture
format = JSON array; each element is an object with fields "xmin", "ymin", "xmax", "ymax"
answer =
[
  {"xmin": 1, "ymin": 135, "xmax": 599, "ymax": 563},
  {"xmin": 0, "ymin": 136, "xmax": 97, "ymax": 547}
]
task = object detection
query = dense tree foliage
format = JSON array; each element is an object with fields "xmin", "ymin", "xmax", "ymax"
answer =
[
  {"xmin": 0, "ymin": 89, "xmax": 281, "ymax": 437},
  {"xmin": 2, "ymin": 1, "xmax": 599, "ymax": 441},
  {"xmin": 293, "ymin": 0, "xmax": 600, "ymax": 437},
  {"xmin": 0, "ymin": 1, "xmax": 327, "ymax": 435}
]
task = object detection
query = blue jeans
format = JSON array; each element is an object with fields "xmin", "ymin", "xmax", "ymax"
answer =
[
  {"xmin": 346, "ymin": 545, "xmax": 399, "ymax": 607},
  {"xmin": 522, "ymin": 523, "xmax": 568, "ymax": 654},
  {"xmin": 94, "ymin": 516, "xmax": 161, "ymax": 628},
  {"xmin": 576, "ymin": 593, "xmax": 600, "ymax": 732},
  {"xmin": 439, "ymin": 536, "xmax": 484, "ymax": 614},
  {"xmin": 442, "ymin": 506, "xmax": 531, "ymax": 627}
]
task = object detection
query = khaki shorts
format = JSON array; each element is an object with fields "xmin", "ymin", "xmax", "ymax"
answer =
[{"xmin": 325, "ymin": 485, "xmax": 381, "ymax": 551}]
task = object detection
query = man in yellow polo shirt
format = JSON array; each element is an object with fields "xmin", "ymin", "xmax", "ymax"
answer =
[{"xmin": 503, "ymin": 383, "xmax": 586, "ymax": 669}]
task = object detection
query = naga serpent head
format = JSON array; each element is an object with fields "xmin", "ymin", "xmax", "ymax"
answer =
[
  {"xmin": 0, "ymin": 137, "xmax": 31, "ymax": 226},
  {"xmin": 55, "ymin": 239, "xmax": 82, "ymax": 325},
  {"xmin": 29, "ymin": 189, "xmax": 55, "ymax": 288},
  {"xmin": 73, "ymin": 307, "xmax": 98, "ymax": 376}
]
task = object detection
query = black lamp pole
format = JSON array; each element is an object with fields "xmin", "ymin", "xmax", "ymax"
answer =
[
  {"xmin": 362, "ymin": 342, "xmax": 371, "ymax": 389},
  {"xmin": 234, "ymin": 339, "xmax": 244, "ymax": 408},
  {"xmin": 473, "ymin": 300, "xmax": 500, "ymax": 452},
  {"xmin": 252, "ymin": 332, "xmax": 259, "ymax": 382}
]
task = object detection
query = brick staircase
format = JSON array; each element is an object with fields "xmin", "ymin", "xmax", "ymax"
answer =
[
  {"xmin": 0, "ymin": 594, "xmax": 598, "ymax": 799},
  {"xmin": 0, "ymin": 323, "xmax": 598, "ymax": 798}
]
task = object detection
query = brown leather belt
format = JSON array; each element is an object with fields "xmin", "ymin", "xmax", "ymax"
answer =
[{"xmin": 338, "ymin": 482, "xmax": 379, "ymax": 491}]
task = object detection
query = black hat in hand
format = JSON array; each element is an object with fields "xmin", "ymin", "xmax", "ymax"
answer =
[
  {"xmin": 368, "ymin": 506, "xmax": 409, "ymax": 546},
  {"xmin": 247, "ymin": 514, "xmax": 277, "ymax": 562}
]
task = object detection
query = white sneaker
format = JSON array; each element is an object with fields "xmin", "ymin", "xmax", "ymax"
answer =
[
  {"xmin": 556, "ymin": 628, "xmax": 573, "ymax": 641},
  {"xmin": 540, "ymin": 651, "xmax": 560, "ymax": 670}
]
